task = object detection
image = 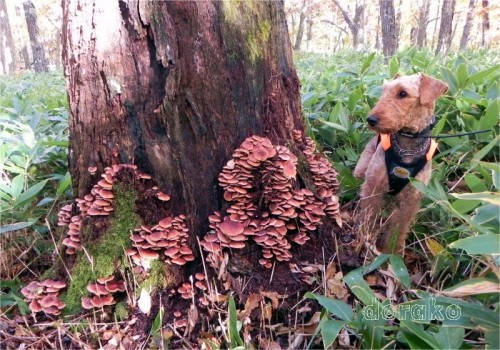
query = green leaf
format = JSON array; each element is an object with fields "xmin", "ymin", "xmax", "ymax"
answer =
[
  {"xmin": 467, "ymin": 64, "xmax": 500, "ymax": 85},
  {"xmin": 0, "ymin": 221, "xmax": 35, "ymax": 235},
  {"xmin": 10, "ymin": 174, "xmax": 25, "ymax": 199},
  {"xmin": 400, "ymin": 321, "xmax": 441, "ymax": 349},
  {"xmin": 150, "ymin": 307, "xmax": 164, "ymax": 333},
  {"xmin": 440, "ymin": 68, "xmax": 458, "ymax": 94},
  {"xmin": 319, "ymin": 320, "xmax": 345, "ymax": 348},
  {"xmin": 344, "ymin": 270, "xmax": 380, "ymax": 306},
  {"xmin": 15, "ymin": 179, "xmax": 48, "ymax": 207},
  {"xmin": 389, "ymin": 254, "xmax": 411, "ymax": 288},
  {"xmin": 479, "ymin": 99, "xmax": 499, "ymax": 131},
  {"xmin": 362, "ymin": 254, "xmax": 390, "ymax": 275},
  {"xmin": 450, "ymin": 192, "xmax": 499, "ymax": 205},
  {"xmin": 360, "ymin": 52, "xmax": 376, "ymax": 75},
  {"xmin": 389, "ymin": 56, "xmax": 399, "ymax": 77},
  {"xmin": 56, "ymin": 172, "xmax": 72, "ymax": 196},
  {"xmin": 432, "ymin": 326, "xmax": 465, "ymax": 350},
  {"xmin": 472, "ymin": 136, "xmax": 500, "ymax": 164},
  {"xmin": 305, "ymin": 293, "xmax": 353, "ymax": 321},
  {"xmin": 228, "ymin": 297, "xmax": 243, "ymax": 348},
  {"xmin": 21, "ymin": 124, "xmax": 36, "ymax": 148},
  {"xmin": 464, "ymin": 174, "xmax": 488, "ymax": 192},
  {"xmin": 449, "ymin": 233, "xmax": 500, "ymax": 255},
  {"xmin": 456, "ymin": 64, "xmax": 468, "ymax": 89}
]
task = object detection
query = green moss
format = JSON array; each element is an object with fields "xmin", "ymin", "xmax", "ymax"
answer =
[
  {"xmin": 138, "ymin": 259, "xmax": 175, "ymax": 295},
  {"xmin": 114, "ymin": 301, "xmax": 129, "ymax": 321},
  {"xmin": 247, "ymin": 20, "xmax": 271, "ymax": 62},
  {"xmin": 62, "ymin": 184, "xmax": 141, "ymax": 313}
]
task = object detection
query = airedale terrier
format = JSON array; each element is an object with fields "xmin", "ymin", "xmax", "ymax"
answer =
[{"xmin": 354, "ymin": 73, "xmax": 448, "ymax": 253}]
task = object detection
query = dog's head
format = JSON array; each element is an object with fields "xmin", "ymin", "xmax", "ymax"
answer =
[{"xmin": 367, "ymin": 74, "xmax": 448, "ymax": 134}]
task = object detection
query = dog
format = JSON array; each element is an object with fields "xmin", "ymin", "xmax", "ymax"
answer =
[{"xmin": 353, "ymin": 73, "xmax": 448, "ymax": 253}]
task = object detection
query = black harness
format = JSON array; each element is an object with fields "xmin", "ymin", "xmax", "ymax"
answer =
[{"xmin": 378, "ymin": 120, "xmax": 437, "ymax": 195}]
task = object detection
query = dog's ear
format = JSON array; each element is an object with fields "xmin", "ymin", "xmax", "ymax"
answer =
[{"xmin": 420, "ymin": 74, "xmax": 448, "ymax": 106}]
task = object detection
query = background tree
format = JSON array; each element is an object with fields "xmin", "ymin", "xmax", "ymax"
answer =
[
  {"xmin": 23, "ymin": 0, "xmax": 48, "ymax": 72},
  {"xmin": 293, "ymin": 0, "xmax": 308, "ymax": 50},
  {"xmin": 414, "ymin": 0, "xmax": 431, "ymax": 48},
  {"xmin": 460, "ymin": 0, "xmax": 476, "ymax": 50},
  {"xmin": 481, "ymin": 0, "xmax": 490, "ymax": 47},
  {"xmin": 436, "ymin": 0, "xmax": 456, "ymax": 55},
  {"xmin": 332, "ymin": 0, "xmax": 365, "ymax": 49},
  {"xmin": 0, "ymin": 0, "xmax": 17, "ymax": 74},
  {"xmin": 379, "ymin": 0, "xmax": 398, "ymax": 58}
]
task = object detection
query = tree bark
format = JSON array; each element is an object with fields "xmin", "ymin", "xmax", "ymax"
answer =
[
  {"xmin": 62, "ymin": 0, "xmax": 305, "ymax": 261},
  {"xmin": 379, "ymin": 0, "xmax": 398, "ymax": 58},
  {"xmin": 0, "ymin": 0, "xmax": 17, "ymax": 74},
  {"xmin": 415, "ymin": 0, "xmax": 431, "ymax": 48},
  {"xmin": 332, "ymin": 0, "xmax": 365, "ymax": 49},
  {"xmin": 459, "ymin": 0, "xmax": 475, "ymax": 50},
  {"xmin": 481, "ymin": 0, "xmax": 490, "ymax": 47},
  {"xmin": 23, "ymin": 0, "xmax": 49, "ymax": 72},
  {"xmin": 436, "ymin": 0, "xmax": 456, "ymax": 55}
]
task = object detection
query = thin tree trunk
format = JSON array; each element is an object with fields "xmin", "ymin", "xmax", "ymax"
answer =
[
  {"xmin": 431, "ymin": 0, "xmax": 442, "ymax": 50},
  {"xmin": 481, "ymin": 0, "xmax": 490, "ymax": 47},
  {"xmin": 436, "ymin": 0, "xmax": 456, "ymax": 55},
  {"xmin": 23, "ymin": 0, "xmax": 48, "ymax": 72},
  {"xmin": 294, "ymin": 1, "xmax": 307, "ymax": 51},
  {"xmin": 332, "ymin": 0, "xmax": 365, "ymax": 49},
  {"xmin": 306, "ymin": 18, "xmax": 313, "ymax": 51},
  {"xmin": 21, "ymin": 46, "xmax": 30, "ymax": 69},
  {"xmin": 379, "ymin": 0, "xmax": 398, "ymax": 58},
  {"xmin": 0, "ymin": 0, "xmax": 17, "ymax": 74},
  {"xmin": 415, "ymin": 0, "xmax": 431, "ymax": 48},
  {"xmin": 460, "ymin": 0, "xmax": 475, "ymax": 50}
]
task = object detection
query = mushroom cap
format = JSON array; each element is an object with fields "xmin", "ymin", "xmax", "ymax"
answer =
[
  {"xmin": 81, "ymin": 297, "xmax": 94, "ymax": 309},
  {"xmin": 219, "ymin": 219, "xmax": 244, "ymax": 237},
  {"xmin": 91, "ymin": 295, "xmax": 115, "ymax": 307}
]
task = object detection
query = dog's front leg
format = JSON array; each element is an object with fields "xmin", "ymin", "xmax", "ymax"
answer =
[{"xmin": 354, "ymin": 137, "xmax": 378, "ymax": 179}]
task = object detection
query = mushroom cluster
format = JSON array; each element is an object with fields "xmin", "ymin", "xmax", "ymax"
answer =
[
  {"xmin": 201, "ymin": 132, "xmax": 341, "ymax": 268},
  {"xmin": 21, "ymin": 280, "xmax": 66, "ymax": 315},
  {"xmin": 293, "ymin": 131, "xmax": 341, "ymax": 224},
  {"xmin": 58, "ymin": 164, "xmax": 166, "ymax": 255},
  {"xmin": 81, "ymin": 275, "xmax": 126, "ymax": 309},
  {"xmin": 127, "ymin": 215, "xmax": 194, "ymax": 270}
]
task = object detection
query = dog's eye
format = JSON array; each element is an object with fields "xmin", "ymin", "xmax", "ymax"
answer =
[{"xmin": 398, "ymin": 91, "xmax": 408, "ymax": 98}]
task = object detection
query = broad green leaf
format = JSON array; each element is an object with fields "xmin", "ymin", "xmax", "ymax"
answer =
[
  {"xmin": 389, "ymin": 254, "xmax": 411, "ymax": 288},
  {"xmin": 389, "ymin": 56, "xmax": 399, "ymax": 77},
  {"xmin": 10, "ymin": 174, "xmax": 24, "ymax": 199},
  {"xmin": 456, "ymin": 64, "xmax": 468, "ymax": 89},
  {"xmin": 431, "ymin": 326, "xmax": 464, "ymax": 350},
  {"xmin": 450, "ymin": 191, "xmax": 499, "ymax": 205},
  {"xmin": 21, "ymin": 124, "xmax": 36, "ymax": 148},
  {"xmin": 320, "ymin": 120, "xmax": 346, "ymax": 132},
  {"xmin": 359, "ymin": 309, "xmax": 387, "ymax": 349},
  {"xmin": 228, "ymin": 297, "xmax": 243, "ymax": 347},
  {"xmin": 305, "ymin": 293, "xmax": 353, "ymax": 321},
  {"xmin": 467, "ymin": 64, "xmax": 500, "ymax": 85},
  {"xmin": 15, "ymin": 179, "xmax": 48, "ymax": 207},
  {"xmin": 449, "ymin": 233, "xmax": 500, "ymax": 255},
  {"xmin": 400, "ymin": 321, "xmax": 441, "ymax": 349},
  {"xmin": 479, "ymin": 99, "xmax": 499, "ymax": 131},
  {"xmin": 360, "ymin": 52, "xmax": 376, "ymax": 75},
  {"xmin": 56, "ymin": 172, "xmax": 72, "ymax": 196},
  {"xmin": 440, "ymin": 68, "xmax": 457, "ymax": 94},
  {"xmin": 0, "ymin": 221, "xmax": 35, "ymax": 235},
  {"xmin": 319, "ymin": 320, "xmax": 345, "ymax": 348},
  {"xmin": 451, "ymin": 198, "xmax": 480, "ymax": 214},
  {"xmin": 344, "ymin": 270, "xmax": 380, "ymax": 306},
  {"xmin": 464, "ymin": 174, "xmax": 488, "ymax": 192},
  {"xmin": 362, "ymin": 254, "xmax": 389, "ymax": 275},
  {"xmin": 472, "ymin": 204, "xmax": 499, "ymax": 226},
  {"xmin": 485, "ymin": 329, "xmax": 500, "ymax": 350},
  {"xmin": 471, "ymin": 136, "xmax": 500, "ymax": 164},
  {"xmin": 425, "ymin": 238, "xmax": 445, "ymax": 256}
]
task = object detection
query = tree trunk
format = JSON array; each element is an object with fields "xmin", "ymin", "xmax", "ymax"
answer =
[
  {"xmin": 431, "ymin": 0, "xmax": 442, "ymax": 50},
  {"xmin": 294, "ymin": 1, "xmax": 307, "ymax": 51},
  {"xmin": 460, "ymin": 0, "xmax": 475, "ymax": 50},
  {"xmin": 23, "ymin": 0, "xmax": 48, "ymax": 72},
  {"xmin": 415, "ymin": 0, "xmax": 431, "ymax": 48},
  {"xmin": 379, "ymin": 0, "xmax": 398, "ymax": 58},
  {"xmin": 306, "ymin": 18, "xmax": 313, "ymax": 50},
  {"xmin": 0, "ymin": 0, "xmax": 17, "ymax": 74},
  {"xmin": 332, "ymin": 0, "xmax": 365, "ymax": 49},
  {"xmin": 436, "ymin": 0, "xmax": 456, "ymax": 55},
  {"xmin": 481, "ymin": 0, "xmax": 490, "ymax": 47}
]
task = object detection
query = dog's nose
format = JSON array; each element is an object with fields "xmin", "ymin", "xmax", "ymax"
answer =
[{"xmin": 367, "ymin": 115, "xmax": 379, "ymax": 127}]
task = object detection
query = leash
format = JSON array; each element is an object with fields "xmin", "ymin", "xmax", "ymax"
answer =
[{"xmin": 398, "ymin": 129, "xmax": 492, "ymax": 139}]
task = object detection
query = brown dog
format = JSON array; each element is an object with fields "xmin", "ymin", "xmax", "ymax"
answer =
[{"xmin": 354, "ymin": 74, "xmax": 448, "ymax": 253}]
